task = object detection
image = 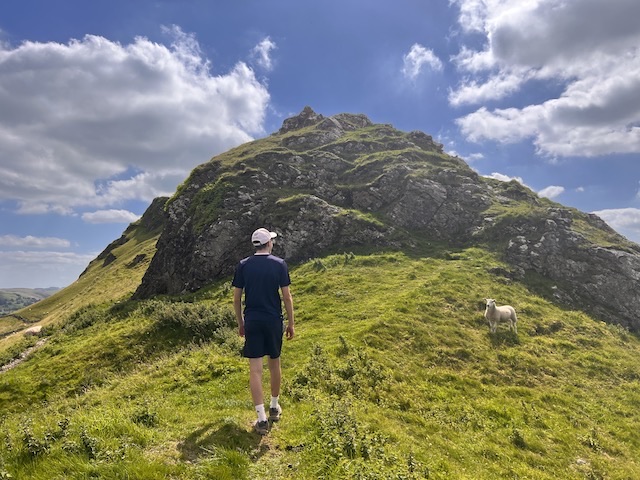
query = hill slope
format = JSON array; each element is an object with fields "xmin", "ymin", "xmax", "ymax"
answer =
[
  {"xmin": 0, "ymin": 246, "xmax": 639, "ymax": 479},
  {"xmin": 0, "ymin": 197, "xmax": 166, "ymax": 363},
  {"xmin": 1, "ymin": 109, "xmax": 639, "ymax": 478}
]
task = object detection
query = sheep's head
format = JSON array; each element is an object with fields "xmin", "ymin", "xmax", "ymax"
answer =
[{"xmin": 485, "ymin": 298, "xmax": 496, "ymax": 308}]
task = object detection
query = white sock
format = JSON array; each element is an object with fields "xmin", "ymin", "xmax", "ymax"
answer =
[
  {"xmin": 255, "ymin": 404, "xmax": 267, "ymax": 422},
  {"xmin": 270, "ymin": 396, "xmax": 279, "ymax": 409}
]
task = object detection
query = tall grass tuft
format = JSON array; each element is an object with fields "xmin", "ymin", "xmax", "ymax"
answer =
[{"xmin": 146, "ymin": 300, "xmax": 236, "ymax": 343}]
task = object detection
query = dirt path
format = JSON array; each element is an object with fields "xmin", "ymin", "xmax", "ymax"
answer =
[{"xmin": 0, "ymin": 338, "xmax": 47, "ymax": 373}]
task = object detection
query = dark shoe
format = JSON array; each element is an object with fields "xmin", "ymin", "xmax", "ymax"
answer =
[
  {"xmin": 269, "ymin": 405, "xmax": 282, "ymax": 422},
  {"xmin": 254, "ymin": 420, "xmax": 269, "ymax": 435}
]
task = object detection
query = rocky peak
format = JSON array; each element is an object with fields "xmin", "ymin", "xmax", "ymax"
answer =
[
  {"xmin": 279, "ymin": 106, "xmax": 374, "ymax": 136},
  {"xmin": 407, "ymin": 131, "xmax": 444, "ymax": 154},
  {"xmin": 279, "ymin": 106, "xmax": 324, "ymax": 134},
  {"xmin": 328, "ymin": 113, "xmax": 373, "ymax": 131},
  {"xmin": 132, "ymin": 108, "xmax": 640, "ymax": 332}
]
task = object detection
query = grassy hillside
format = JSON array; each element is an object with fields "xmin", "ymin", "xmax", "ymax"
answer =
[
  {"xmin": 0, "ymin": 218, "xmax": 160, "ymax": 368},
  {"xmin": 1, "ymin": 244, "xmax": 639, "ymax": 479}
]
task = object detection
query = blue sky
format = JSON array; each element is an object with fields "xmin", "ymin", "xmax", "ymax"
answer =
[{"xmin": 1, "ymin": 0, "xmax": 640, "ymax": 288}]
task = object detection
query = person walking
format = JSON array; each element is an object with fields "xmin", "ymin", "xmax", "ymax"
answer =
[{"xmin": 232, "ymin": 227, "xmax": 295, "ymax": 435}]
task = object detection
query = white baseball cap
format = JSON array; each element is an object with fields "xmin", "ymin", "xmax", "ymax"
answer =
[{"xmin": 251, "ymin": 228, "xmax": 277, "ymax": 246}]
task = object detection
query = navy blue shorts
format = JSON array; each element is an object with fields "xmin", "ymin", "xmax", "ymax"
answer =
[{"xmin": 243, "ymin": 317, "xmax": 284, "ymax": 359}]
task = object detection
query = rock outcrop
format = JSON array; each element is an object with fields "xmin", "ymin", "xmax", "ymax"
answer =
[
  {"xmin": 134, "ymin": 107, "xmax": 484, "ymax": 297},
  {"xmin": 133, "ymin": 107, "xmax": 640, "ymax": 332},
  {"xmin": 500, "ymin": 208, "xmax": 640, "ymax": 331}
]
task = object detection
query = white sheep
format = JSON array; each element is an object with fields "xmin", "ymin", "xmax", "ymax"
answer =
[{"xmin": 484, "ymin": 298, "xmax": 518, "ymax": 334}]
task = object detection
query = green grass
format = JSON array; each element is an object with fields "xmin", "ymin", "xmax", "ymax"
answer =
[
  {"xmin": 1, "ymin": 247, "xmax": 639, "ymax": 478},
  {"xmin": 189, "ymin": 174, "xmax": 238, "ymax": 232}
]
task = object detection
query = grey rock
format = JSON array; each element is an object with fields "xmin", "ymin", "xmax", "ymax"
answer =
[
  {"xmin": 131, "ymin": 107, "xmax": 640, "ymax": 333},
  {"xmin": 279, "ymin": 106, "xmax": 324, "ymax": 134},
  {"xmin": 499, "ymin": 209, "xmax": 640, "ymax": 331}
]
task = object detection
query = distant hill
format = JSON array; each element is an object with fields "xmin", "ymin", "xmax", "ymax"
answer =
[{"xmin": 0, "ymin": 287, "xmax": 59, "ymax": 315}]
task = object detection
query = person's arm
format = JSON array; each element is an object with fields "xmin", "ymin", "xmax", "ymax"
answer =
[
  {"xmin": 233, "ymin": 287, "xmax": 244, "ymax": 337},
  {"xmin": 281, "ymin": 285, "xmax": 295, "ymax": 340}
]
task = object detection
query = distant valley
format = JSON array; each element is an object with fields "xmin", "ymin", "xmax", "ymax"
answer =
[{"xmin": 0, "ymin": 287, "xmax": 60, "ymax": 315}]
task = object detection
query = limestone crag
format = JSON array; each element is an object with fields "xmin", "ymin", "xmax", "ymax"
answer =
[
  {"xmin": 500, "ymin": 208, "xmax": 640, "ymax": 331},
  {"xmin": 132, "ymin": 107, "xmax": 640, "ymax": 332},
  {"xmin": 134, "ymin": 107, "xmax": 484, "ymax": 297}
]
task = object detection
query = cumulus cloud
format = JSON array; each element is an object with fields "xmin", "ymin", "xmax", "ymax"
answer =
[
  {"xmin": 251, "ymin": 37, "xmax": 277, "ymax": 71},
  {"xmin": 450, "ymin": 0, "xmax": 640, "ymax": 157},
  {"xmin": 82, "ymin": 209, "xmax": 142, "ymax": 224},
  {"xmin": 592, "ymin": 208, "xmax": 640, "ymax": 244},
  {"xmin": 0, "ymin": 250, "xmax": 92, "ymax": 265},
  {"xmin": 0, "ymin": 26, "xmax": 270, "ymax": 215},
  {"xmin": 0, "ymin": 250, "xmax": 96, "ymax": 288},
  {"xmin": 483, "ymin": 172, "xmax": 527, "ymax": 186},
  {"xmin": 402, "ymin": 43, "xmax": 443, "ymax": 80},
  {"xmin": 465, "ymin": 152, "xmax": 485, "ymax": 162},
  {"xmin": 449, "ymin": 69, "xmax": 531, "ymax": 106},
  {"xmin": 538, "ymin": 185, "xmax": 564, "ymax": 199},
  {"xmin": 0, "ymin": 235, "xmax": 71, "ymax": 249}
]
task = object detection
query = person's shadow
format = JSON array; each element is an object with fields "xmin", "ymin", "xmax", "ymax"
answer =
[{"xmin": 178, "ymin": 420, "xmax": 267, "ymax": 462}]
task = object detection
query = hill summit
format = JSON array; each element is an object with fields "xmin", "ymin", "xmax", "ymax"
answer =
[{"xmin": 134, "ymin": 107, "xmax": 640, "ymax": 332}]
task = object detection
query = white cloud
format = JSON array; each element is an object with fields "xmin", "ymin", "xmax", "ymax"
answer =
[
  {"xmin": 82, "ymin": 209, "xmax": 141, "ymax": 224},
  {"xmin": 93, "ymin": 171, "xmax": 186, "ymax": 207},
  {"xmin": 451, "ymin": 0, "xmax": 640, "ymax": 157},
  {"xmin": 464, "ymin": 152, "xmax": 485, "ymax": 162},
  {"xmin": 0, "ymin": 26, "xmax": 270, "ymax": 215},
  {"xmin": 451, "ymin": 46, "xmax": 494, "ymax": 73},
  {"xmin": 455, "ymin": 0, "xmax": 492, "ymax": 34},
  {"xmin": 0, "ymin": 250, "xmax": 95, "ymax": 288},
  {"xmin": 538, "ymin": 185, "xmax": 564, "ymax": 199},
  {"xmin": 483, "ymin": 172, "xmax": 527, "ymax": 186},
  {"xmin": 0, "ymin": 235, "xmax": 70, "ymax": 249},
  {"xmin": 402, "ymin": 43, "xmax": 443, "ymax": 80},
  {"xmin": 575, "ymin": 186, "xmax": 585, "ymax": 193},
  {"xmin": 0, "ymin": 250, "xmax": 93, "ymax": 265},
  {"xmin": 251, "ymin": 37, "xmax": 277, "ymax": 71},
  {"xmin": 592, "ymin": 207, "xmax": 640, "ymax": 244},
  {"xmin": 449, "ymin": 69, "xmax": 531, "ymax": 106}
]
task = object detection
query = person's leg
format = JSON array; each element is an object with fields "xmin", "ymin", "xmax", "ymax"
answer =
[
  {"xmin": 267, "ymin": 356, "xmax": 281, "ymax": 398},
  {"xmin": 249, "ymin": 357, "xmax": 268, "ymax": 431},
  {"xmin": 249, "ymin": 357, "xmax": 264, "ymax": 407},
  {"xmin": 267, "ymin": 356, "xmax": 282, "ymax": 421}
]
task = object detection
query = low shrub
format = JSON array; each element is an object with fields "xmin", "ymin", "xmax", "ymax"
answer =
[
  {"xmin": 146, "ymin": 301, "xmax": 236, "ymax": 343},
  {"xmin": 61, "ymin": 305, "xmax": 108, "ymax": 333},
  {"xmin": 301, "ymin": 399, "xmax": 428, "ymax": 479},
  {"xmin": 288, "ymin": 342, "xmax": 391, "ymax": 403}
]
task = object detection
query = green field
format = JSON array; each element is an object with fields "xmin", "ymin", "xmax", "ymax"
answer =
[{"xmin": 1, "ymin": 243, "xmax": 639, "ymax": 479}]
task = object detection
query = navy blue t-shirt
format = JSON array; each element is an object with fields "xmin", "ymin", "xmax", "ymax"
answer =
[{"xmin": 232, "ymin": 254, "xmax": 291, "ymax": 321}]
